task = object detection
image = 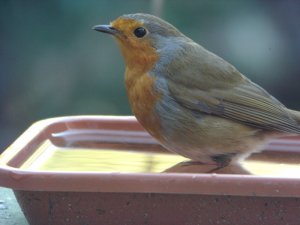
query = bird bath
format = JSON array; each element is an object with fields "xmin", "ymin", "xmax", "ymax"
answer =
[{"xmin": 1, "ymin": 116, "xmax": 300, "ymax": 225}]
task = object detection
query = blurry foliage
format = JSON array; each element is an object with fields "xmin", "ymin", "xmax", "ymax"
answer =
[{"xmin": 1, "ymin": 0, "xmax": 300, "ymax": 150}]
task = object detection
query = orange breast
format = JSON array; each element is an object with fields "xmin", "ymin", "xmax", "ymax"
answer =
[
  {"xmin": 111, "ymin": 17, "xmax": 162, "ymax": 139},
  {"xmin": 125, "ymin": 69, "xmax": 162, "ymax": 140}
]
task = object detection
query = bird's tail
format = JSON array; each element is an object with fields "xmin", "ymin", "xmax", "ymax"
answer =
[{"xmin": 288, "ymin": 109, "xmax": 300, "ymax": 125}]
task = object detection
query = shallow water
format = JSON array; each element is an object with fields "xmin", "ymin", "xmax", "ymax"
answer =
[{"xmin": 20, "ymin": 140, "xmax": 300, "ymax": 177}]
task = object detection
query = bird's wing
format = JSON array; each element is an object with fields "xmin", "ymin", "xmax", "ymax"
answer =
[
  {"xmin": 169, "ymin": 80, "xmax": 300, "ymax": 133},
  {"xmin": 166, "ymin": 44, "xmax": 300, "ymax": 134}
]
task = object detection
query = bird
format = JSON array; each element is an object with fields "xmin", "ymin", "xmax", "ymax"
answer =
[{"xmin": 93, "ymin": 13, "xmax": 300, "ymax": 170}]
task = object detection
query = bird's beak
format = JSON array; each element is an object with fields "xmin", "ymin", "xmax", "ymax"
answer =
[{"xmin": 93, "ymin": 25, "xmax": 117, "ymax": 35}]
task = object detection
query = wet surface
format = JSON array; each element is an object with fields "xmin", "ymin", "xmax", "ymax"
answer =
[{"xmin": 18, "ymin": 139, "xmax": 300, "ymax": 177}]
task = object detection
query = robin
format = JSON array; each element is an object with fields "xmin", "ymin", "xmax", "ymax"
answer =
[{"xmin": 93, "ymin": 13, "xmax": 300, "ymax": 170}]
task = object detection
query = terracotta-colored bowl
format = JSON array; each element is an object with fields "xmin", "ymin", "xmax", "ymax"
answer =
[{"xmin": 1, "ymin": 116, "xmax": 300, "ymax": 225}]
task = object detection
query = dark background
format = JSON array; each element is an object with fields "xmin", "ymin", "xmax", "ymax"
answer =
[{"xmin": 1, "ymin": 0, "xmax": 300, "ymax": 151}]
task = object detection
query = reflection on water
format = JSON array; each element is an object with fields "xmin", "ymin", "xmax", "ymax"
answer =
[
  {"xmin": 243, "ymin": 160, "xmax": 300, "ymax": 178},
  {"xmin": 20, "ymin": 140, "xmax": 300, "ymax": 177},
  {"xmin": 21, "ymin": 140, "xmax": 186, "ymax": 172},
  {"xmin": 165, "ymin": 160, "xmax": 300, "ymax": 177}
]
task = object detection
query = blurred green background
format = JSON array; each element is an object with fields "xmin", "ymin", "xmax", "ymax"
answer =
[{"xmin": 1, "ymin": 0, "xmax": 300, "ymax": 151}]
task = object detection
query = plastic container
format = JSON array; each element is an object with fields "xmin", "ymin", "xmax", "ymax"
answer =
[{"xmin": 1, "ymin": 116, "xmax": 300, "ymax": 225}]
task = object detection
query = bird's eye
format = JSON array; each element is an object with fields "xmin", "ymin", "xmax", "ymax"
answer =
[{"xmin": 133, "ymin": 27, "xmax": 147, "ymax": 38}]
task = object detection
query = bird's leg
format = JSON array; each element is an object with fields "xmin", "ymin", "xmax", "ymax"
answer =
[
  {"xmin": 208, "ymin": 153, "xmax": 237, "ymax": 173},
  {"xmin": 179, "ymin": 161, "xmax": 207, "ymax": 167}
]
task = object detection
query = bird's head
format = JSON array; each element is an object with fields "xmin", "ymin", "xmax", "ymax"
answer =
[{"xmin": 93, "ymin": 13, "xmax": 187, "ymax": 71}]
